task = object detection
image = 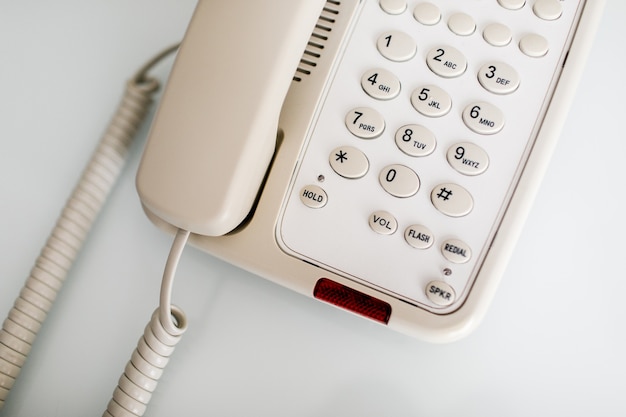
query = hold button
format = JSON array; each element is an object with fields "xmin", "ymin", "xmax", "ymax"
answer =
[{"xmin": 299, "ymin": 185, "xmax": 327, "ymax": 209}]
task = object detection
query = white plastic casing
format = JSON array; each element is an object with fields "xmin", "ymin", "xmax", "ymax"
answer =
[{"xmin": 138, "ymin": 0, "xmax": 605, "ymax": 342}]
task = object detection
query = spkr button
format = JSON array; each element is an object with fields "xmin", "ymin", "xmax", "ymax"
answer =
[{"xmin": 426, "ymin": 281, "xmax": 456, "ymax": 306}]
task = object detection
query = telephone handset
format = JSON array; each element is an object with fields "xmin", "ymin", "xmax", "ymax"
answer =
[{"xmin": 137, "ymin": 0, "xmax": 604, "ymax": 342}]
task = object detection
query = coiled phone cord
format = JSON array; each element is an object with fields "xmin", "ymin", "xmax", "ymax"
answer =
[
  {"xmin": 0, "ymin": 44, "xmax": 179, "ymax": 411},
  {"xmin": 103, "ymin": 228, "xmax": 189, "ymax": 417}
]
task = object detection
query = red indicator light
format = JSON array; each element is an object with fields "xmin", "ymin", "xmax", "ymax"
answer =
[{"xmin": 313, "ymin": 278, "xmax": 391, "ymax": 324}]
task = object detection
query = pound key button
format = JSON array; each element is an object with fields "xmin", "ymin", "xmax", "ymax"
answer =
[{"xmin": 426, "ymin": 281, "xmax": 456, "ymax": 307}]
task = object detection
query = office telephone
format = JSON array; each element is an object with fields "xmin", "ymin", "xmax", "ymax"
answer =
[
  {"xmin": 138, "ymin": 0, "xmax": 603, "ymax": 341},
  {"xmin": 0, "ymin": 0, "xmax": 605, "ymax": 414}
]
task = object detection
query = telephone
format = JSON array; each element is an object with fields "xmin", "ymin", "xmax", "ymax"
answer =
[{"xmin": 137, "ymin": 0, "xmax": 604, "ymax": 342}]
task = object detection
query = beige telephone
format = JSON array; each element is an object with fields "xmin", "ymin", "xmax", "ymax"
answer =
[{"xmin": 137, "ymin": 0, "xmax": 604, "ymax": 342}]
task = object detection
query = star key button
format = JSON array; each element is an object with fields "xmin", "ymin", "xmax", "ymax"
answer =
[{"xmin": 329, "ymin": 146, "xmax": 369, "ymax": 179}]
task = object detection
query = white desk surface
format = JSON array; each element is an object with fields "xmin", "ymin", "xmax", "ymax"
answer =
[{"xmin": 1, "ymin": 1, "xmax": 624, "ymax": 416}]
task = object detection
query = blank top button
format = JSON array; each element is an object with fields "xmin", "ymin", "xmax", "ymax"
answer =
[
  {"xmin": 519, "ymin": 33, "xmax": 549, "ymax": 57},
  {"xmin": 483, "ymin": 23, "xmax": 512, "ymax": 46},
  {"xmin": 413, "ymin": 2, "xmax": 441, "ymax": 25},
  {"xmin": 379, "ymin": 0, "xmax": 407, "ymax": 15},
  {"xmin": 533, "ymin": 0, "xmax": 563, "ymax": 20},
  {"xmin": 447, "ymin": 13, "xmax": 476, "ymax": 36},
  {"xmin": 497, "ymin": 0, "xmax": 526, "ymax": 10}
]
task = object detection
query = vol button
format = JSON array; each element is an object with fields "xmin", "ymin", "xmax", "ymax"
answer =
[{"xmin": 369, "ymin": 210, "xmax": 397, "ymax": 235}]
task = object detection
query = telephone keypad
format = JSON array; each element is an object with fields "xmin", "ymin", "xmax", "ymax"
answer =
[{"xmin": 279, "ymin": 0, "xmax": 584, "ymax": 312}]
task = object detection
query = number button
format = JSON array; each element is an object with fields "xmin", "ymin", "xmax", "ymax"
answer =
[
  {"xmin": 426, "ymin": 46, "xmax": 467, "ymax": 78},
  {"xmin": 361, "ymin": 68, "xmax": 401, "ymax": 100},
  {"xmin": 376, "ymin": 30, "xmax": 416, "ymax": 62},
  {"xmin": 462, "ymin": 102, "xmax": 504, "ymax": 135},
  {"xmin": 411, "ymin": 85, "xmax": 452, "ymax": 117},
  {"xmin": 478, "ymin": 62, "xmax": 520, "ymax": 94},
  {"xmin": 329, "ymin": 146, "xmax": 369, "ymax": 179},
  {"xmin": 395, "ymin": 124, "xmax": 436, "ymax": 157},
  {"xmin": 379, "ymin": 164, "xmax": 420, "ymax": 198},
  {"xmin": 431, "ymin": 183, "xmax": 473, "ymax": 217},
  {"xmin": 446, "ymin": 142, "xmax": 489, "ymax": 176},
  {"xmin": 345, "ymin": 107, "xmax": 385, "ymax": 139}
]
